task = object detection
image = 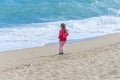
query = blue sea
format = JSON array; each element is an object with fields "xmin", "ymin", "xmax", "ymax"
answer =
[{"xmin": 0, "ymin": 0, "xmax": 120, "ymax": 51}]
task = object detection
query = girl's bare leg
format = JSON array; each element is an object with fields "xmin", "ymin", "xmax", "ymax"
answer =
[{"xmin": 59, "ymin": 41, "xmax": 66, "ymax": 55}]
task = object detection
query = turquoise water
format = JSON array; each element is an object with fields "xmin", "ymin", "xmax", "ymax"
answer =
[
  {"xmin": 0, "ymin": 0, "xmax": 120, "ymax": 51},
  {"xmin": 0, "ymin": 0, "xmax": 120, "ymax": 24}
]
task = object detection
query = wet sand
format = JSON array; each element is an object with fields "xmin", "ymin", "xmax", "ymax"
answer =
[{"xmin": 0, "ymin": 33, "xmax": 120, "ymax": 80}]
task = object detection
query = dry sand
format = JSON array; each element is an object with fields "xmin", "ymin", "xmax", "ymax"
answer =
[{"xmin": 0, "ymin": 33, "xmax": 120, "ymax": 80}]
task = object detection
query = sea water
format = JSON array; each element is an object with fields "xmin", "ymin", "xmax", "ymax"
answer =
[{"xmin": 0, "ymin": 0, "xmax": 120, "ymax": 51}]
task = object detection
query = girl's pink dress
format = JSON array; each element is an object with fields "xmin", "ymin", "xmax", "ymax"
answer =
[{"xmin": 58, "ymin": 29, "xmax": 68, "ymax": 53}]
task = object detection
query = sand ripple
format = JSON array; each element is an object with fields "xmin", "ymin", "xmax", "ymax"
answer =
[{"xmin": 0, "ymin": 42, "xmax": 120, "ymax": 80}]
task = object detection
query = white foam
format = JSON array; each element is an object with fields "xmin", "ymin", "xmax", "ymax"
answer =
[{"xmin": 0, "ymin": 16, "xmax": 120, "ymax": 51}]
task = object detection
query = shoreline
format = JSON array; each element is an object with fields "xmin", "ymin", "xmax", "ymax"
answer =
[
  {"xmin": 0, "ymin": 36, "xmax": 99, "ymax": 53},
  {"xmin": 46, "ymin": 36, "xmax": 99, "ymax": 46},
  {"xmin": 0, "ymin": 33, "xmax": 120, "ymax": 68},
  {"xmin": 0, "ymin": 33, "xmax": 120, "ymax": 80}
]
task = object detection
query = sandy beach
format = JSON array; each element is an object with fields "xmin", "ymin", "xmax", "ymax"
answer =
[{"xmin": 0, "ymin": 33, "xmax": 120, "ymax": 80}]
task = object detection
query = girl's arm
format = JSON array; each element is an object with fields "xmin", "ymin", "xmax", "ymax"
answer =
[
  {"xmin": 58, "ymin": 30, "xmax": 63, "ymax": 39},
  {"xmin": 63, "ymin": 31, "xmax": 68, "ymax": 38},
  {"xmin": 65, "ymin": 31, "xmax": 68, "ymax": 37}
]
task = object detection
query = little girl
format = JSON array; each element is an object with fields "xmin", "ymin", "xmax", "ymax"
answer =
[{"xmin": 58, "ymin": 23, "xmax": 69, "ymax": 55}]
